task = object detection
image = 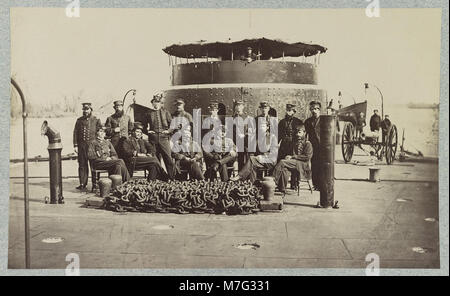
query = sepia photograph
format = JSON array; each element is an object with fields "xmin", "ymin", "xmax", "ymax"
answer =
[{"xmin": 7, "ymin": 5, "xmax": 445, "ymax": 274}]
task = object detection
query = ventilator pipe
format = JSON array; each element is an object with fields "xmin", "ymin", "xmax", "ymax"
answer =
[
  {"xmin": 41, "ymin": 120, "xmax": 63, "ymax": 150},
  {"xmin": 11, "ymin": 77, "xmax": 30, "ymax": 268},
  {"xmin": 41, "ymin": 121, "xmax": 64, "ymax": 204}
]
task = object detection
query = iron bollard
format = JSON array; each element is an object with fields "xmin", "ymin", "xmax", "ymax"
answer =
[
  {"xmin": 41, "ymin": 121, "xmax": 64, "ymax": 204},
  {"xmin": 369, "ymin": 167, "xmax": 381, "ymax": 182},
  {"xmin": 109, "ymin": 175, "xmax": 122, "ymax": 190},
  {"xmin": 99, "ymin": 178, "xmax": 112, "ymax": 198},
  {"xmin": 319, "ymin": 115, "xmax": 336, "ymax": 208}
]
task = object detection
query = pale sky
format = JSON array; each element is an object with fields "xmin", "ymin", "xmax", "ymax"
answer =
[{"xmin": 11, "ymin": 8, "xmax": 442, "ymax": 111}]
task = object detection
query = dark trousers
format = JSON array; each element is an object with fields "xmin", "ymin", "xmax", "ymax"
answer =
[
  {"xmin": 204, "ymin": 154, "xmax": 237, "ymax": 182},
  {"xmin": 110, "ymin": 136, "xmax": 127, "ymax": 159},
  {"xmin": 151, "ymin": 136, "xmax": 175, "ymax": 179},
  {"xmin": 93, "ymin": 159, "xmax": 130, "ymax": 182},
  {"xmin": 133, "ymin": 156, "xmax": 168, "ymax": 181},
  {"xmin": 176, "ymin": 159, "xmax": 204, "ymax": 180},
  {"xmin": 238, "ymin": 155, "xmax": 275, "ymax": 183},
  {"xmin": 278, "ymin": 138, "xmax": 298, "ymax": 188},
  {"xmin": 237, "ymin": 152, "xmax": 249, "ymax": 171},
  {"xmin": 77, "ymin": 142, "xmax": 90, "ymax": 186},
  {"xmin": 272, "ymin": 159, "xmax": 300, "ymax": 192}
]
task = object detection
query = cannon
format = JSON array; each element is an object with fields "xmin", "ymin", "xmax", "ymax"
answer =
[{"xmin": 338, "ymin": 101, "xmax": 398, "ymax": 164}]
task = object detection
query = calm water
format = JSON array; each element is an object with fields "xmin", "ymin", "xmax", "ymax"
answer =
[{"xmin": 9, "ymin": 106, "xmax": 439, "ymax": 159}]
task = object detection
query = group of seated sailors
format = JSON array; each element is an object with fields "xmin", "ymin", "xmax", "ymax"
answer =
[{"xmin": 73, "ymin": 94, "xmax": 323, "ymax": 194}]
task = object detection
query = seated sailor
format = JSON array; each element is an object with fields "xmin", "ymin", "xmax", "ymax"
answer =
[
  {"xmin": 203, "ymin": 125, "xmax": 237, "ymax": 182},
  {"xmin": 230, "ymin": 120, "xmax": 278, "ymax": 183},
  {"xmin": 272, "ymin": 123, "xmax": 313, "ymax": 193},
  {"xmin": 121, "ymin": 122, "xmax": 169, "ymax": 181},
  {"xmin": 87, "ymin": 125, "xmax": 130, "ymax": 182},
  {"xmin": 171, "ymin": 124, "xmax": 204, "ymax": 181}
]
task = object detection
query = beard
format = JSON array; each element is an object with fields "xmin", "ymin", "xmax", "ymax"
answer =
[
  {"xmin": 115, "ymin": 110, "xmax": 124, "ymax": 117},
  {"xmin": 82, "ymin": 111, "xmax": 91, "ymax": 118}
]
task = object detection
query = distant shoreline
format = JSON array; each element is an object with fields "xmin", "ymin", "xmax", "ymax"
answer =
[{"xmin": 407, "ymin": 103, "xmax": 440, "ymax": 109}]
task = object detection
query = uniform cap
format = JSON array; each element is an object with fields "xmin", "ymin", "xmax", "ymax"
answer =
[
  {"xmin": 174, "ymin": 99, "xmax": 185, "ymax": 105},
  {"xmin": 97, "ymin": 125, "xmax": 107, "ymax": 132},
  {"xmin": 286, "ymin": 104, "xmax": 296, "ymax": 111},
  {"xmin": 113, "ymin": 100, "xmax": 123, "ymax": 107},
  {"xmin": 259, "ymin": 101, "xmax": 270, "ymax": 108},
  {"xmin": 151, "ymin": 92, "xmax": 163, "ymax": 102},
  {"xmin": 208, "ymin": 101, "xmax": 219, "ymax": 109},
  {"xmin": 133, "ymin": 122, "xmax": 144, "ymax": 131},
  {"xmin": 82, "ymin": 103, "xmax": 92, "ymax": 110},
  {"xmin": 309, "ymin": 100, "xmax": 321, "ymax": 109},
  {"xmin": 295, "ymin": 123, "xmax": 306, "ymax": 131}
]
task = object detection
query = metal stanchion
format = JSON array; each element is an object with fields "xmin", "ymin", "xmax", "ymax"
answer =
[{"xmin": 11, "ymin": 78, "xmax": 31, "ymax": 268}]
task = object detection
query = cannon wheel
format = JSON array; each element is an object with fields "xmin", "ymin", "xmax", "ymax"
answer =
[
  {"xmin": 385, "ymin": 124, "xmax": 398, "ymax": 165},
  {"xmin": 341, "ymin": 122, "xmax": 355, "ymax": 163}
]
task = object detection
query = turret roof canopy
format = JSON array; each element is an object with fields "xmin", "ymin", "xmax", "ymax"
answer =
[{"xmin": 163, "ymin": 37, "xmax": 327, "ymax": 59}]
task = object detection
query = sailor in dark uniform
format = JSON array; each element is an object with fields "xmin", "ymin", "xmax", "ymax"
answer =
[
  {"xmin": 232, "ymin": 98, "xmax": 252, "ymax": 171},
  {"xmin": 73, "ymin": 103, "xmax": 102, "ymax": 190},
  {"xmin": 142, "ymin": 93, "xmax": 175, "ymax": 179},
  {"xmin": 203, "ymin": 126, "xmax": 237, "ymax": 182},
  {"xmin": 87, "ymin": 126, "xmax": 130, "ymax": 183},
  {"xmin": 381, "ymin": 114, "xmax": 392, "ymax": 143},
  {"xmin": 202, "ymin": 101, "xmax": 223, "ymax": 139},
  {"xmin": 240, "ymin": 47, "xmax": 258, "ymax": 62},
  {"xmin": 121, "ymin": 122, "xmax": 168, "ymax": 181},
  {"xmin": 272, "ymin": 124, "xmax": 313, "ymax": 194},
  {"xmin": 256, "ymin": 101, "xmax": 274, "ymax": 125},
  {"xmin": 304, "ymin": 100, "xmax": 322, "ymax": 190},
  {"xmin": 171, "ymin": 124, "xmax": 204, "ymax": 181},
  {"xmin": 278, "ymin": 103, "xmax": 303, "ymax": 189},
  {"xmin": 278, "ymin": 104, "xmax": 303, "ymax": 159},
  {"xmin": 370, "ymin": 109, "xmax": 382, "ymax": 132},
  {"xmin": 104, "ymin": 100, "xmax": 133, "ymax": 157},
  {"xmin": 171, "ymin": 98, "xmax": 193, "ymax": 130},
  {"xmin": 231, "ymin": 120, "xmax": 278, "ymax": 183}
]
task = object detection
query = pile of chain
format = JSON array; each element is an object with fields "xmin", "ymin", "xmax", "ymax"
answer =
[{"xmin": 104, "ymin": 179, "xmax": 261, "ymax": 215}]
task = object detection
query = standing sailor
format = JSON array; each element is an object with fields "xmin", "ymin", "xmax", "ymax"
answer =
[
  {"xmin": 73, "ymin": 102, "xmax": 102, "ymax": 190},
  {"xmin": 171, "ymin": 98, "xmax": 193, "ymax": 129},
  {"xmin": 105, "ymin": 100, "xmax": 133, "ymax": 157},
  {"xmin": 232, "ymin": 98, "xmax": 251, "ymax": 171},
  {"xmin": 304, "ymin": 100, "xmax": 322, "ymax": 190},
  {"xmin": 142, "ymin": 93, "xmax": 175, "ymax": 179},
  {"xmin": 278, "ymin": 103, "xmax": 303, "ymax": 188}
]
